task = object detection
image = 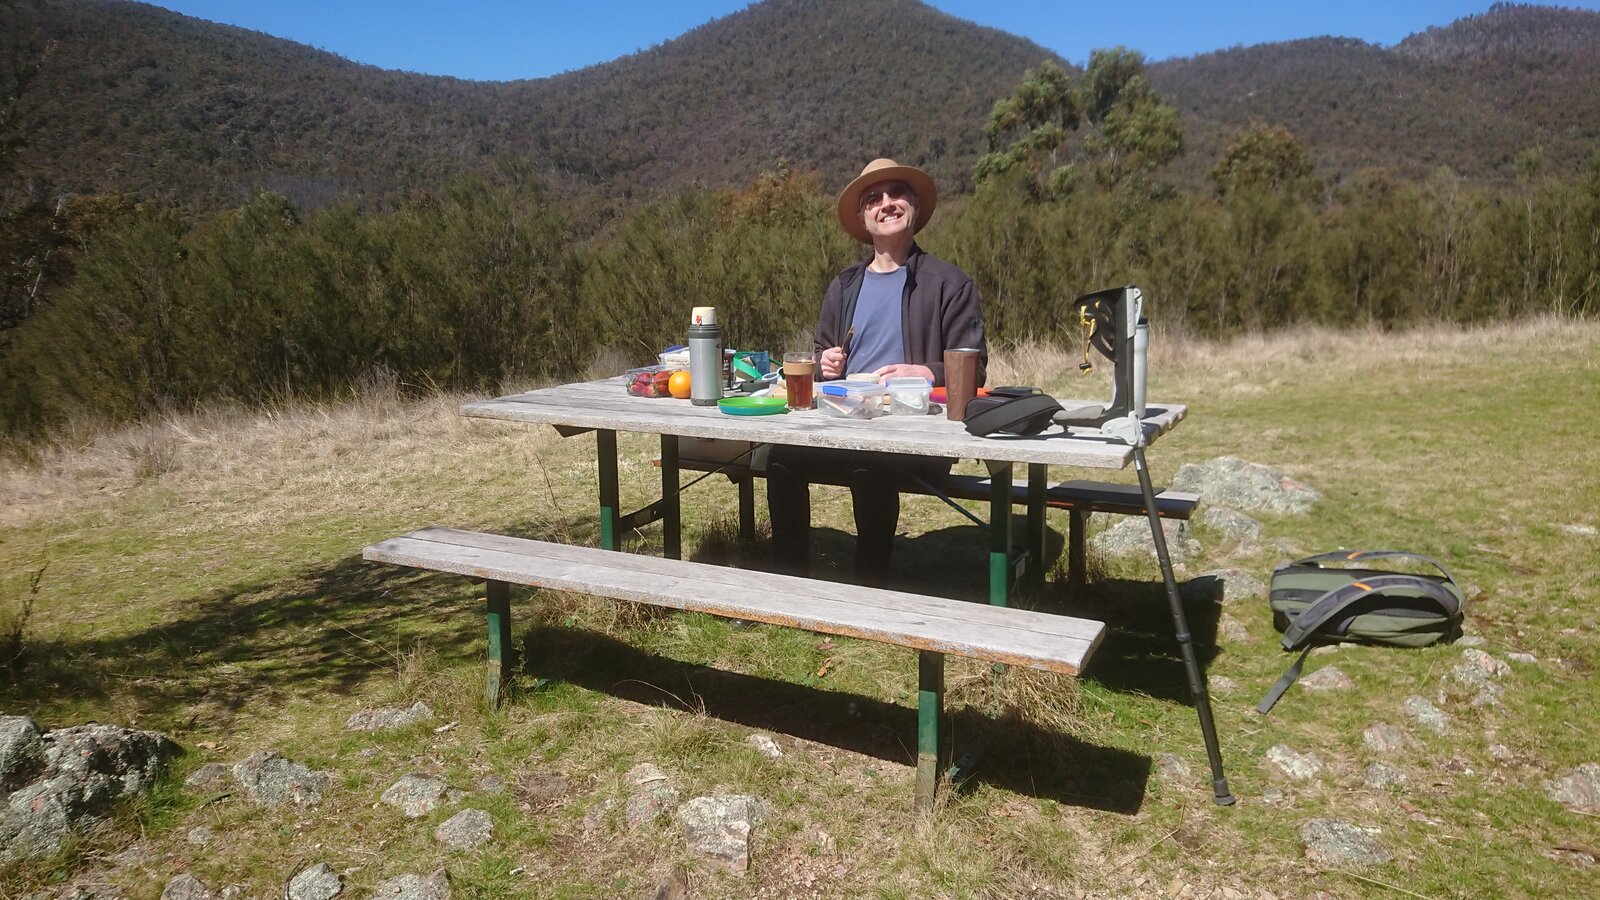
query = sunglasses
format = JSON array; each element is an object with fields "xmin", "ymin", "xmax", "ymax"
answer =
[{"xmin": 860, "ymin": 182, "xmax": 913, "ymax": 210}]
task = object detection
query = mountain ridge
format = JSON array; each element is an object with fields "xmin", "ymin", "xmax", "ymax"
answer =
[{"xmin": 5, "ymin": 0, "xmax": 1597, "ymax": 212}]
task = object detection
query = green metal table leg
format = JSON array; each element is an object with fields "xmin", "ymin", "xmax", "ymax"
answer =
[
  {"xmin": 737, "ymin": 475, "xmax": 756, "ymax": 543},
  {"xmin": 1067, "ymin": 509, "xmax": 1088, "ymax": 587},
  {"xmin": 1026, "ymin": 462, "xmax": 1048, "ymax": 591},
  {"xmin": 985, "ymin": 461, "xmax": 1013, "ymax": 607},
  {"xmin": 597, "ymin": 429, "xmax": 619, "ymax": 551},
  {"xmin": 660, "ymin": 434, "xmax": 681, "ymax": 560},
  {"xmin": 915, "ymin": 650, "xmax": 945, "ymax": 812},
  {"xmin": 485, "ymin": 580, "xmax": 513, "ymax": 709}
]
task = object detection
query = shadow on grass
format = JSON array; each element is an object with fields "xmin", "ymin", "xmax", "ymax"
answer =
[
  {"xmin": 2, "ymin": 506, "xmax": 1206, "ymax": 814},
  {"xmin": 519, "ymin": 623, "xmax": 1149, "ymax": 814},
  {"xmin": 700, "ymin": 517, "xmax": 1226, "ymax": 708},
  {"xmin": 0, "ymin": 518, "xmax": 587, "ymax": 732}
]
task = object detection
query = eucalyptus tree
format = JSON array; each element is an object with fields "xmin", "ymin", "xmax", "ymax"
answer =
[{"xmin": 975, "ymin": 50, "xmax": 1183, "ymax": 197}]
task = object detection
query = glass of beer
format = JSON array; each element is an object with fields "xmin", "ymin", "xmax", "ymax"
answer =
[{"xmin": 783, "ymin": 352, "xmax": 816, "ymax": 410}]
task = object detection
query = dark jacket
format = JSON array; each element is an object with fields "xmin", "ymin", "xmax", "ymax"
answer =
[{"xmin": 813, "ymin": 243, "xmax": 987, "ymax": 387}]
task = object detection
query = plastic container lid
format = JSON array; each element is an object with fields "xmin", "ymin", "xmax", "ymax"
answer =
[
  {"xmin": 885, "ymin": 376, "xmax": 931, "ymax": 391},
  {"xmin": 821, "ymin": 382, "xmax": 886, "ymax": 397}
]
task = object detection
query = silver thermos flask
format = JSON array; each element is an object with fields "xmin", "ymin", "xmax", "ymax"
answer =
[{"xmin": 688, "ymin": 306, "xmax": 723, "ymax": 407}]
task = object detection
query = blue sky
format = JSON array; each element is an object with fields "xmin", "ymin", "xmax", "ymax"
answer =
[{"xmin": 148, "ymin": 1, "xmax": 1599, "ymax": 81}]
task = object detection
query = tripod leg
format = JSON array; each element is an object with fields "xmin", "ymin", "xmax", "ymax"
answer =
[{"xmin": 1133, "ymin": 446, "xmax": 1235, "ymax": 806}]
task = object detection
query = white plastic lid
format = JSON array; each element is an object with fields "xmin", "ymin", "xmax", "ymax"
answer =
[{"xmin": 885, "ymin": 377, "xmax": 931, "ymax": 390}]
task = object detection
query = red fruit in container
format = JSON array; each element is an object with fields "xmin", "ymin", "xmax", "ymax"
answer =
[{"xmin": 625, "ymin": 367, "xmax": 674, "ymax": 397}]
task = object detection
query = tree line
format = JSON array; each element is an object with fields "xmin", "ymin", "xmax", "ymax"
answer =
[{"xmin": 1, "ymin": 56, "xmax": 1596, "ymax": 439}]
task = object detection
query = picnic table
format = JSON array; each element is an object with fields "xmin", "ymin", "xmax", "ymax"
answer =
[
  {"xmin": 367, "ymin": 376, "xmax": 1235, "ymax": 808},
  {"xmin": 460, "ymin": 377, "xmax": 1189, "ymax": 605}
]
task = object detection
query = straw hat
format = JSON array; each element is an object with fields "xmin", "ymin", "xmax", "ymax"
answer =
[{"xmin": 836, "ymin": 158, "xmax": 938, "ymax": 244}]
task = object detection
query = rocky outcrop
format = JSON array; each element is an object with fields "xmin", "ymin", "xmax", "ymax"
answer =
[
  {"xmin": 1171, "ymin": 457, "xmax": 1321, "ymax": 515},
  {"xmin": 1, "ymin": 718, "xmax": 180, "ymax": 864}
]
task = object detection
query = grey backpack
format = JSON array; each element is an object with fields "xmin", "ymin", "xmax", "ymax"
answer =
[{"xmin": 1258, "ymin": 550, "xmax": 1465, "ymax": 713}]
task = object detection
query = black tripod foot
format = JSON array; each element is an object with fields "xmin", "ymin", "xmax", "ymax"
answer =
[{"xmin": 1212, "ymin": 778, "xmax": 1237, "ymax": 806}]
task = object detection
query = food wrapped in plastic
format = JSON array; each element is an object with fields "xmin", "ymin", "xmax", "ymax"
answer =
[
  {"xmin": 626, "ymin": 366, "xmax": 674, "ymax": 398},
  {"xmin": 819, "ymin": 382, "xmax": 887, "ymax": 418}
]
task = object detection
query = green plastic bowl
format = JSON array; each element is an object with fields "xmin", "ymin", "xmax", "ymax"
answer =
[{"xmin": 717, "ymin": 396, "xmax": 788, "ymax": 416}]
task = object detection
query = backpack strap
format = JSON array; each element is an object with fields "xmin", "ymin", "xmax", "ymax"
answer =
[
  {"xmin": 1257, "ymin": 573, "xmax": 1462, "ymax": 715},
  {"xmin": 1279, "ymin": 574, "xmax": 1463, "ymax": 650},
  {"xmin": 1256, "ymin": 646, "xmax": 1314, "ymax": 715},
  {"xmin": 1291, "ymin": 549, "xmax": 1457, "ymax": 587}
]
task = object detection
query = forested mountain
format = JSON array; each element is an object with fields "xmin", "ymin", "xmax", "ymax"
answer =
[
  {"xmin": 2, "ymin": 0, "xmax": 1051, "ymax": 210},
  {"xmin": 4, "ymin": 0, "xmax": 1599, "ymax": 212},
  {"xmin": 1149, "ymin": 4, "xmax": 1600, "ymax": 186}
]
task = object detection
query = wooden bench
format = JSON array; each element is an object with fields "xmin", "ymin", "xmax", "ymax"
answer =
[
  {"xmin": 363, "ymin": 525, "xmax": 1106, "ymax": 811},
  {"xmin": 660, "ymin": 444, "xmax": 1200, "ymax": 584}
]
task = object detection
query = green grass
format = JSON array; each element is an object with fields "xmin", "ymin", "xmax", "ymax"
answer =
[{"xmin": 2, "ymin": 319, "xmax": 1598, "ymax": 897}]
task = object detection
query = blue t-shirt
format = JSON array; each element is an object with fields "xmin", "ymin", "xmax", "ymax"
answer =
[{"xmin": 845, "ymin": 266, "xmax": 906, "ymax": 376}]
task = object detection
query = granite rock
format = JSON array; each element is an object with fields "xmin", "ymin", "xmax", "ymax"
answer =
[
  {"xmin": 676, "ymin": 794, "xmax": 768, "ymax": 873},
  {"xmin": 1543, "ymin": 763, "xmax": 1600, "ymax": 814},
  {"xmin": 1265, "ymin": 745, "xmax": 1324, "ymax": 781},
  {"xmin": 287, "ymin": 863, "xmax": 343, "ymax": 900},
  {"xmin": 379, "ymin": 773, "xmax": 448, "ymax": 818},
  {"xmin": 1, "ymin": 722, "xmax": 179, "ymax": 864},
  {"xmin": 1301, "ymin": 818, "xmax": 1390, "ymax": 866},
  {"xmin": 232, "ymin": 750, "xmax": 331, "ymax": 807},
  {"xmin": 435, "ymin": 808, "xmax": 493, "ymax": 850},
  {"xmin": 1300, "ymin": 665, "xmax": 1354, "ymax": 692},
  {"xmin": 344, "ymin": 701, "xmax": 433, "ymax": 732},
  {"xmin": 1403, "ymin": 695, "xmax": 1450, "ymax": 734},
  {"xmin": 372, "ymin": 870, "xmax": 450, "ymax": 900},
  {"xmin": 161, "ymin": 874, "xmax": 216, "ymax": 900},
  {"xmin": 1170, "ymin": 457, "xmax": 1321, "ymax": 515}
]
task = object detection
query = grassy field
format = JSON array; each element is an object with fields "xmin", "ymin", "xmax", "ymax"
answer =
[{"xmin": 3, "ymin": 319, "xmax": 1598, "ymax": 898}]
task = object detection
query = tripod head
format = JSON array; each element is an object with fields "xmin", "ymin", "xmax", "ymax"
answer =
[{"xmin": 1058, "ymin": 285, "xmax": 1146, "ymax": 428}]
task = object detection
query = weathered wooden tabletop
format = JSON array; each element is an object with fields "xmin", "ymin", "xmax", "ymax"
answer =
[{"xmin": 462, "ymin": 377, "xmax": 1185, "ymax": 469}]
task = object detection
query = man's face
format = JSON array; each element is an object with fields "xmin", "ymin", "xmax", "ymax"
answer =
[{"xmin": 859, "ymin": 180, "xmax": 917, "ymax": 242}]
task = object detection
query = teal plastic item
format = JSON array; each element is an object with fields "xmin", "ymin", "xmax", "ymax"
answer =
[{"xmin": 717, "ymin": 396, "xmax": 788, "ymax": 416}]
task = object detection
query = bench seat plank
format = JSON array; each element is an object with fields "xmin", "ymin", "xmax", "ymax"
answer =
[{"xmin": 364, "ymin": 526, "xmax": 1104, "ymax": 675}]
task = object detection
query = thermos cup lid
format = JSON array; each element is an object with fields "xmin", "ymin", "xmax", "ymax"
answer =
[{"xmin": 691, "ymin": 306, "xmax": 717, "ymax": 326}]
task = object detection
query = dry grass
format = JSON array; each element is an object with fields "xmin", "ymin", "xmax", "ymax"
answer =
[{"xmin": 2, "ymin": 317, "xmax": 1598, "ymax": 898}]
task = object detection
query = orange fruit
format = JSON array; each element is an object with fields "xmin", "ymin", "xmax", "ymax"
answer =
[{"xmin": 667, "ymin": 370, "xmax": 692, "ymax": 399}]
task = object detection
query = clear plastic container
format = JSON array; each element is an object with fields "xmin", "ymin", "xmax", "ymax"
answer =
[
  {"xmin": 625, "ymin": 365, "xmax": 673, "ymax": 397},
  {"xmin": 886, "ymin": 376, "xmax": 931, "ymax": 415},
  {"xmin": 818, "ymin": 382, "xmax": 887, "ymax": 418}
]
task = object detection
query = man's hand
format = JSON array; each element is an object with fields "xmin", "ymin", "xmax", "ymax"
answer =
[
  {"xmin": 820, "ymin": 346, "xmax": 847, "ymax": 379},
  {"xmin": 873, "ymin": 363, "xmax": 936, "ymax": 384}
]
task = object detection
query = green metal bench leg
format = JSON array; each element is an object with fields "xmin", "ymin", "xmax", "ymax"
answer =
[
  {"xmin": 485, "ymin": 580, "xmax": 513, "ymax": 709},
  {"xmin": 597, "ymin": 430, "xmax": 620, "ymax": 551},
  {"xmin": 1068, "ymin": 509, "xmax": 1088, "ymax": 587},
  {"xmin": 915, "ymin": 650, "xmax": 945, "ymax": 812},
  {"xmin": 660, "ymin": 434, "xmax": 681, "ymax": 560}
]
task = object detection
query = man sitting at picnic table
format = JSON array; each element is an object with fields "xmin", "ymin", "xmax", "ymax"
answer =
[{"xmin": 768, "ymin": 158, "xmax": 987, "ymax": 587}]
